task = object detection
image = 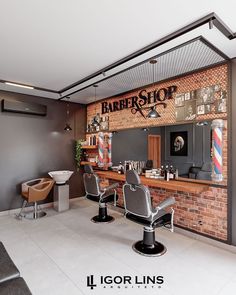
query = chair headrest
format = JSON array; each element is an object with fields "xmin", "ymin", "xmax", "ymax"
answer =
[
  {"xmin": 125, "ymin": 170, "xmax": 141, "ymax": 185},
  {"xmin": 201, "ymin": 162, "xmax": 212, "ymax": 172},
  {"xmin": 84, "ymin": 165, "xmax": 94, "ymax": 174}
]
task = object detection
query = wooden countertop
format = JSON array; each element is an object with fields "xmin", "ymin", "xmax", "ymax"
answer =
[{"xmin": 96, "ymin": 170, "xmax": 209, "ymax": 194}]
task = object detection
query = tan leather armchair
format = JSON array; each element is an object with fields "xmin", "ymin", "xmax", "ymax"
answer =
[{"xmin": 16, "ymin": 178, "xmax": 54, "ymax": 219}]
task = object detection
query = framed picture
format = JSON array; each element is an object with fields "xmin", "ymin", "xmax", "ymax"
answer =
[
  {"xmin": 184, "ymin": 100, "xmax": 196, "ymax": 120},
  {"xmin": 170, "ymin": 131, "xmax": 188, "ymax": 156},
  {"xmin": 197, "ymin": 104, "xmax": 205, "ymax": 115},
  {"xmin": 175, "ymin": 106, "xmax": 185, "ymax": 121},
  {"xmin": 215, "ymin": 99, "xmax": 227, "ymax": 113},
  {"xmin": 196, "ymin": 86, "xmax": 215, "ymax": 105},
  {"xmin": 204, "ymin": 104, "xmax": 212, "ymax": 114},
  {"xmin": 175, "ymin": 94, "xmax": 185, "ymax": 107},
  {"xmin": 190, "ymin": 90, "xmax": 196, "ymax": 100},
  {"xmin": 185, "ymin": 92, "xmax": 191, "ymax": 101}
]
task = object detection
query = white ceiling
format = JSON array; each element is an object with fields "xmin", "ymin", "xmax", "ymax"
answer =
[{"xmin": 0, "ymin": 0, "xmax": 235, "ymax": 102}]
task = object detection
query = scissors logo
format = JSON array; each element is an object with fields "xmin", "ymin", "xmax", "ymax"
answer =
[{"xmin": 131, "ymin": 102, "xmax": 167, "ymax": 118}]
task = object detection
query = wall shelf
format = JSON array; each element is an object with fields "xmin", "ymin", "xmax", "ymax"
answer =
[
  {"xmin": 81, "ymin": 145, "xmax": 98, "ymax": 149},
  {"xmin": 81, "ymin": 161, "xmax": 97, "ymax": 167}
]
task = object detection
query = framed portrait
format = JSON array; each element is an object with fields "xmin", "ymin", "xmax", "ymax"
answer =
[
  {"xmin": 170, "ymin": 131, "xmax": 188, "ymax": 156},
  {"xmin": 190, "ymin": 90, "xmax": 196, "ymax": 100},
  {"xmin": 185, "ymin": 92, "xmax": 191, "ymax": 101},
  {"xmin": 204, "ymin": 104, "xmax": 212, "ymax": 114},
  {"xmin": 175, "ymin": 106, "xmax": 185, "ymax": 122},
  {"xmin": 196, "ymin": 86, "xmax": 215, "ymax": 105},
  {"xmin": 184, "ymin": 100, "xmax": 196, "ymax": 120},
  {"xmin": 215, "ymin": 99, "xmax": 227, "ymax": 113},
  {"xmin": 197, "ymin": 104, "xmax": 205, "ymax": 115},
  {"xmin": 175, "ymin": 94, "xmax": 185, "ymax": 107}
]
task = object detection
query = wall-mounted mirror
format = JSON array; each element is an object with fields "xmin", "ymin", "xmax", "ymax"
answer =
[{"xmin": 112, "ymin": 120, "xmax": 227, "ymax": 185}]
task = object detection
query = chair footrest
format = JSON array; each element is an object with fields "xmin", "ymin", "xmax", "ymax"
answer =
[{"xmin": 0, "ymin": 242, "xmax": 20, "ymax": 283}]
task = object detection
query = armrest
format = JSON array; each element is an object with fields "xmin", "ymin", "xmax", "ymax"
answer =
[
  {"xmin": 30, "ymin": 181, "xmax": 54, "ymax": 192},
  {"xmin": 21, "ymin": 178, "xmax": 43, "ymax": 193},
  {"xmin": 103, "ymin": 182, "xmax": 119, "ymax": 192},
  {"xmin": 155, "ymin": 197, "xmax": 175, "ymax": 211}
]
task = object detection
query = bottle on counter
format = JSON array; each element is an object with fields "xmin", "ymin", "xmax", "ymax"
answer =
[
  {"xmin": 160, "ymin": 165, "xmax": 165, "ymax": 177},
  {"xmin": 169, "ymin": 165, "xmax": 175, "ymax": 180},
  {"xmin": 164, "ymin": 165, "xmax": 170, "ymax": 181},
  {"xmin": 92, "ymin": 135, "xmax": 97, "ymax": 146},
  {"xmin": 174, "ymin": 168, "xmax": 179, "ymax": 180},
  {"xmin": 118, "ymin": 162, "xmax": 124, "ymax": 174}
]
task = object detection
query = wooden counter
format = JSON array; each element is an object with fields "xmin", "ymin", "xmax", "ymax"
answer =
[{"xmin": 96, "ymin": 171, "xmax": 209, "ymax": 194}]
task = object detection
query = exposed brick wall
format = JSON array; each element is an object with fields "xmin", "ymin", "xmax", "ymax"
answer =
[
  {"xmin": 87, "ymin": 64, "xmax": 228, "ymax": 130},
  {"xmin": 105, "ymin": 179, "xmax": 228, "ymax": 241},
  {"xmin": 89, "ymin": 64, "xmax": 229, "ymax": 242}
]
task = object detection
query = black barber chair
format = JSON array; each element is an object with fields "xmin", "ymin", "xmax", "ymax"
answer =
[
  {"xmin": 123, "ymin": 170, "xmax": 175, "ymax": 256},
  {"xmin": 196, "ymin": 162, "xmax": 212, "ymax": 180},
  {"xmin": 83, "ymin": 165, "xmax": 119, "ymax": 223}
]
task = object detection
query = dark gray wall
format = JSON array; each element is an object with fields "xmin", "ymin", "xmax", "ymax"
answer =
[
  {"xmin": 112, "ymin": 127, "xmax": 161, "ymax": 165},
  {"xmin": 0, "ymin": 90, "xmax": 86, "ymax": 212},
  {"xmin": 112, "ymin": 124, "xmax": 211, "ymax": 175},
  {"xmin": 231, "ymin": 59, "xmax": 236, "ymax": 245},
  {"xmin": 163, "ymin": 123, "xmax": 212, "ymax": 175}
]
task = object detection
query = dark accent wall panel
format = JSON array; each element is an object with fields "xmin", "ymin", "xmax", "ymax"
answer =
[
  {"xmin": 112, "ymin": 127, "xmax": 161, "ymax": 165},
  {"xmin": 112, "ymin": 124, "xmax": 211, "ymax": 175},
  {"xmin": 0, "ymin": 91, "xmax": 86, "ymax": 212}
]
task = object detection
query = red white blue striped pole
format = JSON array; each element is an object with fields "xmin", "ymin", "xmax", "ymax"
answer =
[
  {"xmin": 211, "ymin": 119, "xmax": 224, "ymax": 182},
  {"xmin": 98, "ymin": 132, "xmax": 104, "ymax": 167},
  {"xmin": 107, "ymin": 133, "xmax": 112, "ymax": 167}
]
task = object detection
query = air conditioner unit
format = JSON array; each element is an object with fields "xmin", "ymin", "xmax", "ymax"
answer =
[{"xmin": 1, "ymin": 99, "xmax": 47, "ymax": 116}]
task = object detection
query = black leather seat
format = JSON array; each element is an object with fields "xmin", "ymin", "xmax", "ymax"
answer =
[
  {"xmin": 196, "ymin": 162, "xmax": 212, "ymax": 180},
  {"xmin": 0, "ymin": 277, "xmax": 32, "ymax": 295},
  {"xmin": 0, "ymin": 242, "xmax": 20, "ymax": 283},
  {"xmin": 123, "ymin": 170, "xmax": 175, "ymax": 256},
  {"xmin": 83, "ymin": 165, "xmax": 119, "ymax": 223}
]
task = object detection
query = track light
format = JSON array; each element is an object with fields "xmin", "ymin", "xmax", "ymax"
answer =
[
  {"xmin": 64, "ymin": 97, "xmax": 72, "ymax": 131},
  {"xmin": 5, "ymin": 82, "xmax": 34, "ymax": 90}
]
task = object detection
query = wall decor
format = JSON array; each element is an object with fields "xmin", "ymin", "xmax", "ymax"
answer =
[
  {"xmin": 170, "ymin": 131, "xmax": 188, "ymax": 156},
  {"xmin": 175, "ymin": 106, "xmax": 185, "ymax": 121},
  {"xmin": 196, "ymin": 85, "xmax": 216, "ymax": 105},
  {"xmin": 184, "ymin": 100, "xmax": 196, "ymax": 120},
  {"xmin": 175, "ymin": 93, "xmax": 185, "ymax": 106},
  {"xmin": 215, "ymin": 99, "xmax": 227, "ymax": 113},
  {"xmin": 101, "ymin": 85, "xmax": 177, "ymax": 115},
  {"xmin": 197, "ymin": 104, "xmax": 205, "ymax": 115}
]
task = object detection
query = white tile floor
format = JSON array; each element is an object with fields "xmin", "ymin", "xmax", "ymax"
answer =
[{"xmin": 1, "ymin": 198, "xmax": 236, "ymax": 295}]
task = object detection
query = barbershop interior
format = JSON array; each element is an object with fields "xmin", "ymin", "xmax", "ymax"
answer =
[{"xmin": 1, "ymin": 1, "xmax": 236, "ymax": 295}]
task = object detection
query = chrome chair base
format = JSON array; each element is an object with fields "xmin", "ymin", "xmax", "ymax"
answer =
[
  {"xmin": 91, "ymin": 215, "xmax": 114, "ymax": 223},
  {"xmin": 23, "ymin": 211, "xmax": 47, "ymax": 220},
  {"xmin": 132, "ymin": 240, "xmax": 167, "ymax": 257},
  {"xmin": 15, "ymin": 201, "xmax": 47, "ymax": 220}
]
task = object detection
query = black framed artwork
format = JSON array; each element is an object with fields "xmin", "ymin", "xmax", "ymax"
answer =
[{"xmin": 170, "ymin": 131, "xmax": 188, "ymax": 156}]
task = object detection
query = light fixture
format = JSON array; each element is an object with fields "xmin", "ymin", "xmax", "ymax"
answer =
[
  {"xmin": 147, "ymin": 107, "xmax": 161, "ymax": 118},
  {"xmin": 147, "ymin": 59, "xmax": 160, "ymax": 119},
  {"xmin": 64, "ymin": 96, "xmax": 72, "ymax": 131},
  {"xmin": 196, "ymin": 121, "xmax": 208, "ymax": 126},
  {"xmin": 91, "ymin": 85, "xmax": 100, "ymax": 127},
  {"xmin": 209, "ymin": 19, "xmax": 214, "ymax": 30},
  {"xmin": 142, "ymin": 127, "xmax": 150, "ymax": 132},
  {"xmin": 5, "ymin": 82, "xmax": 34, "ymax": 90}
]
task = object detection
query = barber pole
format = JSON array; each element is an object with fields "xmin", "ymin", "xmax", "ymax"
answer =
[
  {"xmin": 98, "ymin": 132, "xmax": 104, "ymax": 167},
  {"xmin": 211, "ymin": 119, "xmax": 224, "ymax": 182},
  {"xmin": 107, "ymin": 133, "xmax": 113, "ymax": 167}
]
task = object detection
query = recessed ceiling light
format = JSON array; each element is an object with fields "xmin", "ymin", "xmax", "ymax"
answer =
[{"xmin": 5, "ymin": 82, "xmax": 34, "ymax": 90}]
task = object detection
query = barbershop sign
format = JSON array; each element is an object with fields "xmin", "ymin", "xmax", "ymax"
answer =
[{"xmin": 101, "ymin": 86, "xmax": 177, "ymax": 118}]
